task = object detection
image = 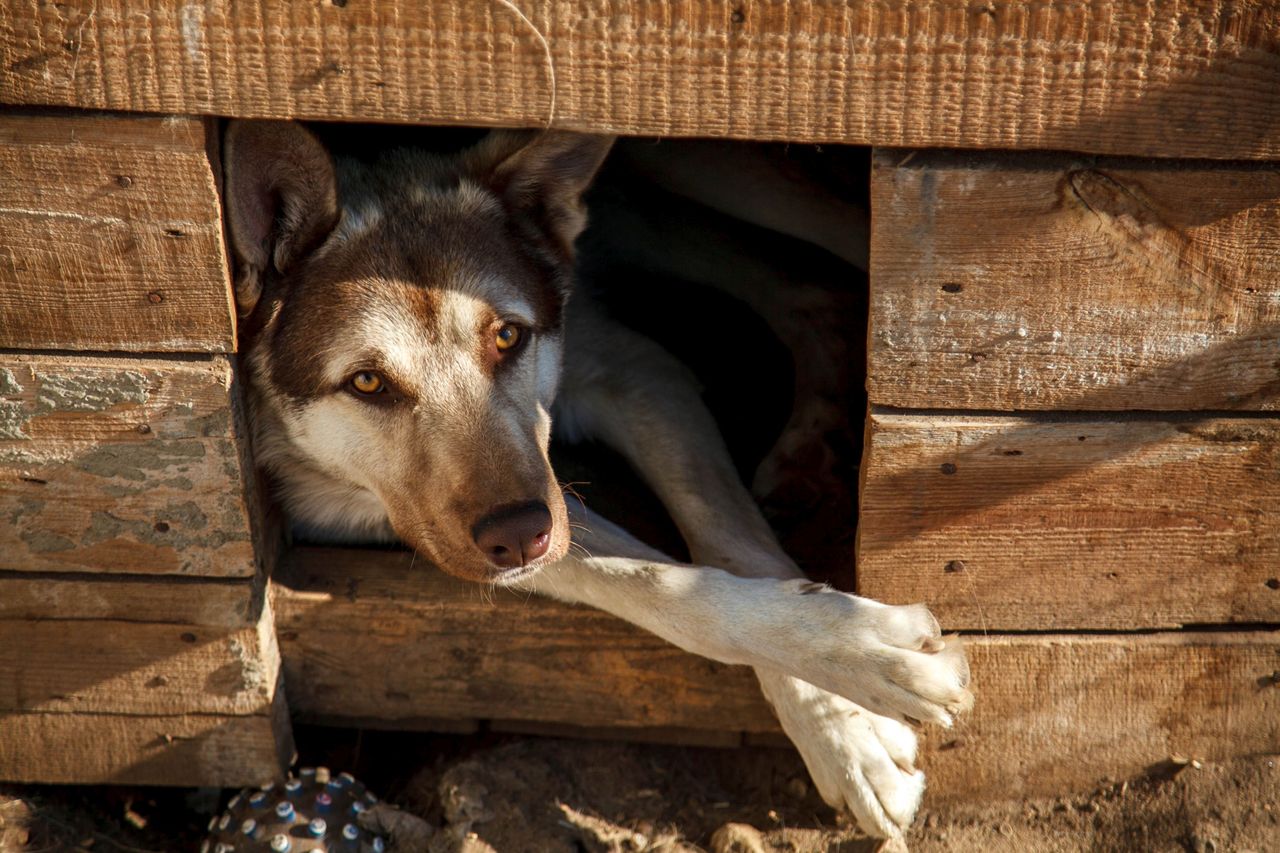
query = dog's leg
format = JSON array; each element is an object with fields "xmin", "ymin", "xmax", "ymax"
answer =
[
  {"xmin": 521, "ymin": 502, "xmax": 955, "ymax": 840},
  {"xmin": 520, "ymin": 504, "xmax": 969, "ymax": 730},
  {"xmin": 553, "ymin": 306, "xmax": 969, "ymax": 839}
]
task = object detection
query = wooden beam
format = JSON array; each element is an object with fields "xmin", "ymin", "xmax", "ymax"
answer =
[
  {"xmin": 0, "ymin": 607, "xmax": 281, "ymax": 716},
  {"xmin": 0, "ymin": 112, "xmax": 234, "ymax": 352},
  {"xmin": 0, "ymin": 353, "xmax": 260, "ymax": 578},
  {"xmin": 857, "ymin": 411, "xmax": 1280, "ymax": 631},
  {"xmin": 922, "ymin": 632, "xmax": 1280, "ymax": 806},
  {"xmin": 0, "ymin": 572, "xmax": 261, "ymax": 627},
  {"xmin": 273, "ymin": 548, "xmax": 777, "ymax": 733},
  {"xmin": 2, "ymin": 2, "xmax": 1278, "ymax": 159},
  {"xmin": 0, "ymin": 603, "xmax": 291, "ymax": 786},
  {"xmin": 868, "ymin": 150, "xmax": 1280, "ymax": 411},
  {"xmin": 0, "ymin": 703, "xmax": 291, "ymax": 786},
  {"xmin": 272, "ymin": 548, "xmax": 1280, "ymax": 803}
]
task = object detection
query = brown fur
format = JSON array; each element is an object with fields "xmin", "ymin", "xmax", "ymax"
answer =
[{"xmin": 225, "ymin": 121, "xmax": 612, "ymax": 583}]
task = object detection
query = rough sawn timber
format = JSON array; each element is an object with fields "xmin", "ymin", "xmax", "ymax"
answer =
[
  {"xmin": 857, "ymin": 411, "xmax": 1280, "ymax": 631},
  {"xmin": 1, "ymin": 1, "xmax": 1279, "ymax": 160},
  {"xmin": 273, "ymin": 548, "xmax": 1280, "ymax": 803},
  {"xmin": 0, "ymin": 609, "xmax": 281, "ymax": 717},
  {"xmin": 0, "ymin": 353, "xmax": 261, "ymax": 577},
  {"xmin": 0, "ymin": 709, "xmax": 291, "ymax": 786},
  {"xmin": 868, "ymin": 150, "xmax": 1280, "ymax": 411},
  {"xmin": 0, "ymin": 571, "xmax": 262, "ymax": 627},
  {"xmin": 0, "ymin": 112, "xmax": 235, "ymax": 352},
  {"xmin": 0, "ymin": 602, "xmax": 292, "ymax": 785}
]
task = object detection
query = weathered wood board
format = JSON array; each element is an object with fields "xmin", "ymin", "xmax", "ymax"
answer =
[
  {"xmin": 2, "ymin": 2, "xmax": 1279, "ymax": 160},
  {"xmin": 0, "ymin": 707, "xmax": 291, "ymax": 786},
  {"xmin": 922, "ymin": 633, "xmax": 1280, "ymax": 805},
  {"xmin": 0, "ymin": 353, "xmax": 260, "ymax": 577},
  {"xmin": 0, "ymin": 572, "xmax": 261, "ymax": 627},
  {"xmin": 0, "ymin": 604, "xmax": 292, "ymax": 785},
  {"xmin": 0, "ymin": 614, "xmax": 279, "ymax": 717},
  {"xmin": 857, "ymin": 412, "xmax": 1280, "ymax": 631},
  {"xmin": 274, "ymin": 548, "xmax": 778, "ymax": 733},
  {"xmin": 0, "ymin": 111, "xmax": 234, "ymax": 352},
  {"xmin": 273, "ymin": 548, "xmax": 1280, "ymax": 803},
  {"xmin": 868, "ymin": 150, "xmax": 1280, "ymax": 411}
]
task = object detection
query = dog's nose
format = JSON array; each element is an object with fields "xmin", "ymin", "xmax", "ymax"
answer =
[{"xmin": 471, "ymin": 501, "xmax": 552, "ymax": 569}]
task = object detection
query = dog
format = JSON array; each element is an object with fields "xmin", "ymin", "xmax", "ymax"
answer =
[{"xmin": 223, "ymin": 121, "xmax": 973, "ymax": 843}]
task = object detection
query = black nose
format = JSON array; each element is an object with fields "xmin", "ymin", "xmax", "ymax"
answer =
[{"xmin": 471, "ymin": 501, "xmax": 552, "ymax": 569}]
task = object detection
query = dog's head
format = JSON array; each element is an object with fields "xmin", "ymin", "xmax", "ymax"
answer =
[{"xmin": 224, "ymin": 121, "xmax": 612, "ymax": 583}]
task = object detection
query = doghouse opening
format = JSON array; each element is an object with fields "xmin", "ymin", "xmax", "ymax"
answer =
[{"xmin": 283, "ymin": 124, "xmax": 871, "ymax": 590}]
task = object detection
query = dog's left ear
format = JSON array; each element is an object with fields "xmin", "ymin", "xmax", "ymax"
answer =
[
  {"xmin": 223, "ymin": 120, "xmax": 340, "ymax": 317},
  {"xmin": 470, "ymin": 130, "xmax": 615, "ymax": 257}
]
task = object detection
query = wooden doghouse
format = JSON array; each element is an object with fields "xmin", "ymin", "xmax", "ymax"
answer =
[{"xmin": 1, "ymin": 1, "xmax": 1278, "ymax": 804}]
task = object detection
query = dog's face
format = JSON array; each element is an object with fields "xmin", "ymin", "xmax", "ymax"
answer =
[{"xmin": 224, "ymin": 121, "xmax": 612, "ymax": 583}]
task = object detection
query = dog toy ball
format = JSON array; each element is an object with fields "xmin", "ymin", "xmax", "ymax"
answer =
[{"xmin": 202, "ymin": 767, "xmax": 387, "ymax": 853}]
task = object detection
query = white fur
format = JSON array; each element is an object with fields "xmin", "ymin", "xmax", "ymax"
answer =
[{"xmin": 519, "ymin": 505, "xmax": 971, "ymax": 728}]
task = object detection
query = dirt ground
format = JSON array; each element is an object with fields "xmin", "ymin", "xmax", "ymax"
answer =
[{"xmin": 3, "ymin": 727, "xmax": 1277, "ymax": 852}]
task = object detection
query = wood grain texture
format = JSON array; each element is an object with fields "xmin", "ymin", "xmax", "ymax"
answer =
[
  {"xmin": 273, "ymin": 548, "xmax": 1280, "ymax": 802},
  {"xmin": 857, "ymin": 412, "xmax": 1280, "ymax": 631},
  {"xmin": 273, "ymin": 548, "xmax": 778, "ymax": 733},
  {"xmin": 0, "ymin": 353, "xmax": 259, "ymax": 577},
  {"xmin": 868, "ymin": 150, "xmax": 1280, "ymax": 411},
  {"xmin": 922, "ymin": 632, "xmax": 1280, "ymax": 805},
  {"xmin": 2, "ymin": 2, "xmax": 1279, "ymax": 159},
  {"xmin": 0, "ymin": 703, "xmax": 292, "ymax": 786},
  {"xmin": 0, "ymin": 604, "xmax": 281, "ymax": 716},
  {"xmin": 0, "ymin": 572, "xmax": 261, "ymax": 627},
  {"xmin": 0, "ymin": 111, "xmax": 234, "ymax": 352}
]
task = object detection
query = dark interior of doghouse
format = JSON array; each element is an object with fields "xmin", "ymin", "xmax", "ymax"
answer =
[{"xmin": 299, "ymin": 122, "xmax": 872, "ymax": 590}]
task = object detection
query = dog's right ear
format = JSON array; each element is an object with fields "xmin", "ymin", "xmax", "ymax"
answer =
[{"xmin": 223, "ymin": 120, "xmax": 339, "ymax": 316}]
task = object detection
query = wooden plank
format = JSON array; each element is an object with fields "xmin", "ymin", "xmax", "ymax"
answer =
[
  {"xmin": 0, "ymin": 605, "xmax": 282, "ymax": 716},
  {"xmin": 0, "ymin": 353, "xmax": 259, "ymax": 577},
  {"xmin": 0, "ymin": 702, "xmax": 292, "ymax": 786},
  {"xmin": 273, "ymin": 548, "xmax": 778, "ymax": 733},
  {"xmin": 857, "ymin": 412, "xmax": 1280, "ymax": 631},
  {"xmin": 0, "ymin": 111, "xmax": 234, "ymax": 352},
  {"xmin": 2, "ymin": 2, "xmax": 1279, "ymax": 159},
  {"xmin": 922, "ymin": 633, "xmax": 1280, "ymax": 805},
  {"xmin": 0, "ymin": 572, "xmax": 260, "ymax": 627},
  {"xmin": 272, "ymin": 548, "xmax": 1280, "ymax": 803},
  {"xmin": 868, "ymin": 150, "xmax": 1280, "ymax": 411}
]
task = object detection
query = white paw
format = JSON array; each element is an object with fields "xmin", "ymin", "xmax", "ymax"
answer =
[
  {"xmin": 781, "ymin": 583, "xmax": 974, "ymax": 727},
  {"xmin": 758, "ymin": 670, "xmax": 924, "ymax": 839}
]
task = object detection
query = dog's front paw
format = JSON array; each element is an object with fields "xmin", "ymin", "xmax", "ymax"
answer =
[
  {"xmin": 757, "ymin": 671, "xmax": 924, "ymax": 839},
  {"xmin": 782, "ymin": 584, "xmax": 973, "ymax": 727}
]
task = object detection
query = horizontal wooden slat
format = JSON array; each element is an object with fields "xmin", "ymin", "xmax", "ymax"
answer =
[
  {"xmin": 273, "ymin": 548, "xmax": 1280, "ymax": 803},
  {"xmin": 0, "ymin": 353, "xmax": 259, "ymax": 577},
  {"xmin": 0, "ymin": 605, "xmax": 281, "ymax": 716},
  {"xmin": 0, "ymin": 572, "xmax": 260, "ymax": 627},
  {"xmin": 857, "ymin": 412, "xmax": 1280, "ymax": 630},
  {"xmin": 2, "ymin": 2, "xmax": 1279, "ymax": 159},
  {"xmin": 0, "ymin": 111, "xmax": 233, "ymax": 351},
  {"xmin": 868, "ymin": 150, "xmax": 1280, "ymax": 411},
  {"xmin": 0, "ymin": 703, "xmax": 291, "ymax": 786},
  {"xmin": 922, "ymin": 632, "xmax": 1280, "ymax": 805},
  {"xmin": 273, "ymin": 548, "xmax": 778, "ymax": 732}
]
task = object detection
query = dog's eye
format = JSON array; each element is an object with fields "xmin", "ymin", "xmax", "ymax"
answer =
[
  {"xmin": 349, "ymin": 371, "xmax": 384, "ymax": 395},
  {"xmin": 494, "ymin": 324, "xmax": 523, "ymax": 352}
]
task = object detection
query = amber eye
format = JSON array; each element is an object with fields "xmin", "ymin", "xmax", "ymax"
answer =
[
  {"xmin": 494, "ymin": 324, "xmax": 523, "ymax": 352},
  {"xmin": 349, "ymin": 371, "xmax": 384, "ymax": 395}
]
